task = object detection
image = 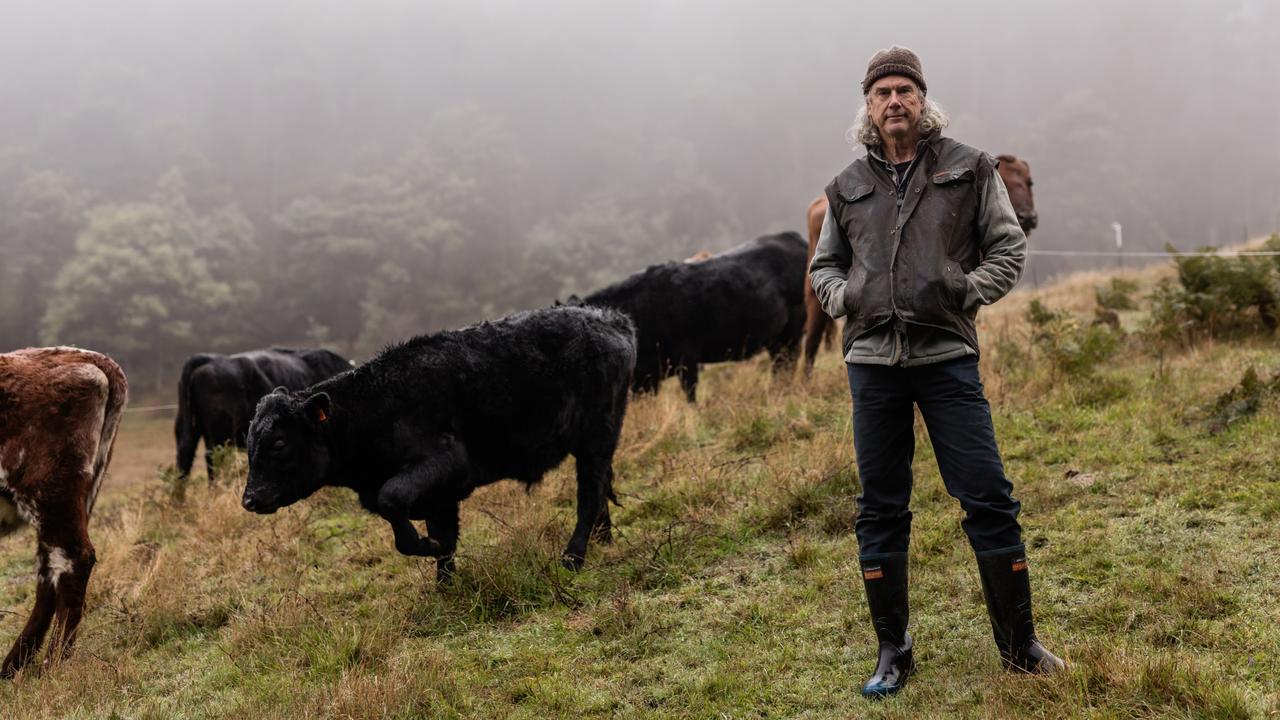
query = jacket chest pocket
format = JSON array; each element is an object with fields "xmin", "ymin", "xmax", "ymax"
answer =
[
  {"xmin": 926, "ymin": 167, "xmax": 979, "ymax": 251},
  {"xmin": 834, "ymin": 182, "xmax": 884, "ymax": 258}
]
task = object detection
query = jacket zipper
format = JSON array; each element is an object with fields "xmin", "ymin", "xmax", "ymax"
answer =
[{"xmin": 885, "ymin": 152, "xmax": 919, "ymax": 366}]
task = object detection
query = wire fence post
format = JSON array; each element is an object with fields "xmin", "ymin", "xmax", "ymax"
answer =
[{"xmin": 1112, "ymin": 222, "xmax": 1123, "ymax": 272}]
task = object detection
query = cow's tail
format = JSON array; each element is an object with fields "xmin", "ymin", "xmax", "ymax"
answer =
[
  {"xmin": 175, "ymin": 355, "xmax": 213, "ymax": 479},
  {"xmin": 85, "ymin": 352, "xmax": 129, "ymax": 516}
]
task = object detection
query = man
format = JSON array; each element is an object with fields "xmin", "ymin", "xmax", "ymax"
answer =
[{"xmin": 809, "ymin": 46, "xmax": 1064, "ymax": 699}]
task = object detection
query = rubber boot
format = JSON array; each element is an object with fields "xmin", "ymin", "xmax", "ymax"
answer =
[
  {"xmin": 859, "ymin": 552, "xmax": 915, "ymax": 698},
  {"xmin": 975, "ymin": 545, "xmax": 1066, "ymax": 673}
]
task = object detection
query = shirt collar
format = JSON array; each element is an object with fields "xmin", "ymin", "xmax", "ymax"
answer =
[{"xmin": 866, "ymin": 130, "xmax": 940, "ymax": 165}]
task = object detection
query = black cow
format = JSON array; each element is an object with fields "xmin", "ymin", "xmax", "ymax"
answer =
[
  {"xmin": 240, "ymin": 306, "xmax": 637, "ymax": 578},
  {"xmin": 579, "ymin": 232, "xmax": 808, "ymax": 402},
  {"xmin": 175, "ymin": 348, "xmax": 352, "ymax": 482}
]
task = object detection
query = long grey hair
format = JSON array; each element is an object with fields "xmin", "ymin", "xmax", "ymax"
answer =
[{"xmin": 847, "ymin": 96, "xmax": 950, "ymax": 147}]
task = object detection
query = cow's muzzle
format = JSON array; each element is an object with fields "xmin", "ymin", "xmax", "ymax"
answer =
[
  {"xmin": 1017, "ymin": 211, "xmax": 1038, "ymax": 233},
  {"xmin": 241, "ymin": 490, "xmax": 280, "ymax": 514}
]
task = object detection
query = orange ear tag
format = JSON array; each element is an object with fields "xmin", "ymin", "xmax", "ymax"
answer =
[{"xmin": 316, "ymin": 408, "xmax": 328, "ymax": 423}]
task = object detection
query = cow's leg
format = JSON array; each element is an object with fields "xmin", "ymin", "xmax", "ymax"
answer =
[
  {"xmin": 377, "ymin": 462, "xmax": 459, "ymax": 558},
  {"xmin": 2, "ymin": 550, "xmax": 58, "ymax": 677},
  {"xmin": 803, "ymin": 301, "xmax": 829, "ymax": 376},
  {"xmin": 427, "ymin": 502, "xmax": 460, "ymax": 583},
  {"xmin": 175, "ymin": 432, "xmax": 199, "ymax": 480},
  {"xmin": 591, "ymin": 466, "xmax": 614, "ymax": 544},
  {"xmin": 770, "ymin": 341, "xmax": 799, "ymax": 380},
  {"xmin": 202, "ymin": 412, "xmax": 235, "ymax": 487},
  {"xmin": 564, "ymin": 454, "xmax": 610, "ymax": 570},
  {"xmin": 802, "ymin": 319, "xmax": 825, "ymax": 376},
  {"xmin": 677, "ymin": 362, "xmax": 699, "ymax": 403},
  {"xmin": 379, "ymin": 479, "xmax": 444, "ymax": 557},
  {"xmin": 43, "ymin": 536, "xmax": 96, "ymax": 670}
]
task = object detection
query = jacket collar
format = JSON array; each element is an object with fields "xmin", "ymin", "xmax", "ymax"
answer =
[{"xmin": 866, "ymin": 129, "xmax": 941, "ymax": 164}]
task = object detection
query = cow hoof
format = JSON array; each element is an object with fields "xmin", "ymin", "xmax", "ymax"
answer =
[{"xmin": 560, "ymin": 553, "xmax": 586, "ymax": 571}]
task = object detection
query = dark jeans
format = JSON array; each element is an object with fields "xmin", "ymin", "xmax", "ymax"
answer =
[{"xmin": 846, "ymin": 356, "xmax": 1022, "ymax": 555}]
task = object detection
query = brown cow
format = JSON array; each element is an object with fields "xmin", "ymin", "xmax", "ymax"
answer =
[
  {"xmin": 0, "ymin": 347, "xmax": 128, "ymax": 677},
  {"xmin": 995, "ymin": 155, "xmax": 1037, "ymax": 233},
  {"xmin": 802, "ymin": 196, "xmax": 841, "ymax": 374},
  {"xmin": 802, "ymin": 156, "xmax": 1037, "ymax": 373}
]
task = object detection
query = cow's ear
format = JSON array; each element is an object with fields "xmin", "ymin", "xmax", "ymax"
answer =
[{"xmin": 303, "ymin": 392, "xmax": 331, "ymax": 424}]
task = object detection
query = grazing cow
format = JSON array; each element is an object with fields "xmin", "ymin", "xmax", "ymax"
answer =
[
  {"xmin": 579, "ymin": 232, "xmax": 808, "ymax": 402},
  {"xmin": 0, "ymin": 347, "xmax": 128, "ymax": 677},
  {"xmin": 175, "ymin": 348, "xmax": 352, "ymax": 482},
  {"xmin": 241, "ymin": 306, "xmax": 636, "ymax": 578},
  {"xmin": 801, "ymin": 155, "xmax": 1038, "ymax": 373}
]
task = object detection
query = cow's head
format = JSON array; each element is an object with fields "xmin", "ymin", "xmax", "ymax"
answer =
[
  {"xmin": 242, "ymin": 387, "xmax": 334, "ymax": 514},
  {"xmin": 996, "ymin": 155, "xmax": 1037, "ymax": 235}
]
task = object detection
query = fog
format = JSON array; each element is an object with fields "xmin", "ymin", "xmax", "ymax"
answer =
[{"xmin": 2, "ymin": 0, "xmax": 1278, "ymax": 376}]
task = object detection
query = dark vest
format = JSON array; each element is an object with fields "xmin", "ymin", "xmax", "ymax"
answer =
[{"xmin": 824, "ymin": 133, "xmax": 995, "ymax": 355}]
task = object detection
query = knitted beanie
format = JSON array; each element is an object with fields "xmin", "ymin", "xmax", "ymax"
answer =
[{"xmin": 862, "ymin": 46, "xmax": 927, "ymax": 95}]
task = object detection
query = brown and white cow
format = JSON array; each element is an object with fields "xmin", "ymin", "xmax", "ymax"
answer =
[
  {"xmin": 801, "ymin": 155, "xmax": 1038, "ymax": 374},
  {"xmin": 0, "ymin": 347, "xmax": 128, "ymax": 677}
]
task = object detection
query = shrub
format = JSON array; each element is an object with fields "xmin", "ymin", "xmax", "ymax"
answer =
[
  {"xmin": 1097, "ymin": 277, "xmax": 1139, "ymax": 311},
  {"xmin": 1201, "ymin": 365, "xmax": 1280, "ymax": 434},
  {"xmin": 1026, "ymin": 298, "xmax": 1120, "ymax": 380},
  {"xmin": 1164, "ymin": 244, "xmax": 1279, "ymax": 337}
]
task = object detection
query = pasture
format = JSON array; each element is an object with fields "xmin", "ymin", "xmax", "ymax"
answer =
[{"xmin": 2, "ymin": 266, "xmax": 1279, "ymax": 719}]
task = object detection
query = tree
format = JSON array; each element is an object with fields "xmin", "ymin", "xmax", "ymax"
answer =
[
  {"xmin": 0, "ymin": 170, "xmax": 90, "ymax": 348},
  {"xmin": 39, "ymin": 172, "xmax": 256, "ymax": 385}
]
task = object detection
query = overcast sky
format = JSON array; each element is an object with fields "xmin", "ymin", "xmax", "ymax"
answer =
[{"xmin": 4, "ymin": 0, "xmax": 1278, "ymax": 276}]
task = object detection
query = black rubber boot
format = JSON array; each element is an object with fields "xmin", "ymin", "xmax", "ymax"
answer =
[
  {"xmin": 859, "ymin": 552, "xmax": 914, "ymax": 698},
  {"xmin": 975, "ymin": 545, "xmax": 1066, "ymax": 674}
]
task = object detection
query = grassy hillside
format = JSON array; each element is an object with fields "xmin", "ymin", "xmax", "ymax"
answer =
[{"xmin": 3, "ymin": 262, "xmax": 1279, "ymax": 719}]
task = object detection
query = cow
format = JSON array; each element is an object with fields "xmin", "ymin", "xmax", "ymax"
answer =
[
  {"xmin": 578, "ymin": 232, "xmax": 808, "ymax": 402},
  {"xmin": 240, "ymin": 306, "xmax": 636, "ymax": 579},
  {"xmin": 0, "ymin": 347, "xmax": 128, "ymax": 677},
  {"xmin": 801, "ymin": 155, "xmax": 1038, "ymax": 373},
  {"xmin": 995, "ymin": 155, "xmax": 1038, "ymax": 234},
  {"xmin": 802, "ymin": 196, "xmax": 841, "ymax": 376},
  {"xmin": 175, "ymin": 348, "xmax": 352, "ymax": 483}
]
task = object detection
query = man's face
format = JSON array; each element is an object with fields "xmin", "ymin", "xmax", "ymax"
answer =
[{"xmin": 867, "ymin": 75, "xmax": 923, "ymax": 141}]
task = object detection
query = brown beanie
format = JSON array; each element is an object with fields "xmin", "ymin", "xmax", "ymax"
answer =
[{"xmin": 862, "ymin": 46, "xmax": 927, "ymax": 95}]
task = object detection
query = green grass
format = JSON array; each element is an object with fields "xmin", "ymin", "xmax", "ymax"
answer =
[{"xmin": 3, "ymin": 272, "xmax": 1280, "ymax": 718}]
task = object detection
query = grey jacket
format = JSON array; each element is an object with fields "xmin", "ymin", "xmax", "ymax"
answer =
[{"xmin": 809, "ymin": 136, "xmax": 1026, "ymax": 366}]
